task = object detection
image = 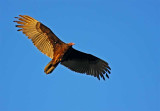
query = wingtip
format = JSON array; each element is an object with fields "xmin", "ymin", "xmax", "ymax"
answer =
[
  {"xmin": 108, "ymin": 70, "xmax": 111, "ymax": 74},
  {"xmin": 14, "ymin": 17, "xmax": 19, "ymax": 19},
  {"xmin": 106, "ymin": 74, "xmax": 109, "ymax": 79},
  {"xmin": 17, "ymin": 29, "xmax": 22, "ymax": 31},
  {"xmin": 13, "ymin": 20, "xmax": 18, "ymax": 23},
  {"xmin": 105, "ymin": 68, "xmax": 111, "ymax": 74},
  {"xmin": 108, "ymin": 66, "xmax": 111, "ymax": 70},
  {"xmin": 100, "ymin": 73, "xmax": 105, "ymax": 80},
  {"xmin": 102, "ymin": 77, "xmax": 106, "ymax": 80}
]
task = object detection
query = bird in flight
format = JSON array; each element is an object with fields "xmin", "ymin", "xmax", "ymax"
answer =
[{"xmin": 14, "ymin": 15, "xmax": 111, "ymax": 80}]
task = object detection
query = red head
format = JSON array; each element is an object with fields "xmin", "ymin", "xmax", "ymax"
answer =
[{"xmin": 68, "ymin": 42, "xmax": 75, "ymax": 46}]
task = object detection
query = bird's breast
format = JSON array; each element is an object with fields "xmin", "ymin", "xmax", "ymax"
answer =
[{"xmin": 53, "ymin": 43, "xmax": 71, "ymax": 62}]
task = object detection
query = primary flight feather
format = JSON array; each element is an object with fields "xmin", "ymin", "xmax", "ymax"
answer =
[{"xmin": 14, "ymin": 15, "xmax": 111, "ymax": 80}]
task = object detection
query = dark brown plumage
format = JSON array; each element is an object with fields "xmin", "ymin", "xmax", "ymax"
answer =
[{"xmin": 14, "ymin": 15, "xmax": 111, "ymax": 80}]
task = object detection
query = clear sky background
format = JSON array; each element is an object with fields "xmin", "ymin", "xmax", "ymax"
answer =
[{"xmin": 0, "ymin": 0, "xmax": 159, "ymax": 111}]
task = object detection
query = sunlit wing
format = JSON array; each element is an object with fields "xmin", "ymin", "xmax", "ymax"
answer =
[{"xmin": 14, "ymin": 15, "xmax": 63, "ymax": 59}]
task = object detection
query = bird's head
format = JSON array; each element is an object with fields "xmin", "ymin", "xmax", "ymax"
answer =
[{"xmin": 68, "ymin": 42, "xmax": 75, "ymax": 46}]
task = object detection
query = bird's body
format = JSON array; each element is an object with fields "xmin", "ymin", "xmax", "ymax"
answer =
[{"xmin": 14, "ymin": 15, "xmax": 111, "ymax": 80}]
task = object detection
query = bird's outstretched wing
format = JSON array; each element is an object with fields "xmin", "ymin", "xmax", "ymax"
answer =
[
  {"xmin": 14, "ymin": 15, "xmax": 64, "ymax": 59},
  {"xmin": 61, "ymin": 47, "xmax": 111, "ymax": 80}
]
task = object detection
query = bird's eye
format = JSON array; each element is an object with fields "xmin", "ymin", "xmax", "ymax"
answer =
[{"xmin": 54, "ymin": 42, "xmax": 57, "ymax": 44}]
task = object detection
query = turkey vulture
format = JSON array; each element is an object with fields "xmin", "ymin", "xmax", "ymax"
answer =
[{"xmin": 14, "ymin": 15, "xmax": 111, "ymax": 80}]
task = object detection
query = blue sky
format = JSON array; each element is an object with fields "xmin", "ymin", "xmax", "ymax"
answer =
[{"xmin": 0, "ymin": 0, "xmax": 159, "ymax": 111}]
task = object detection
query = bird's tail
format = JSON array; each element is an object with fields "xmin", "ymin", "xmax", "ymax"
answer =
[{"xmin": 44, "ymin": 60, "xmax": 59, "ymax": 74}]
